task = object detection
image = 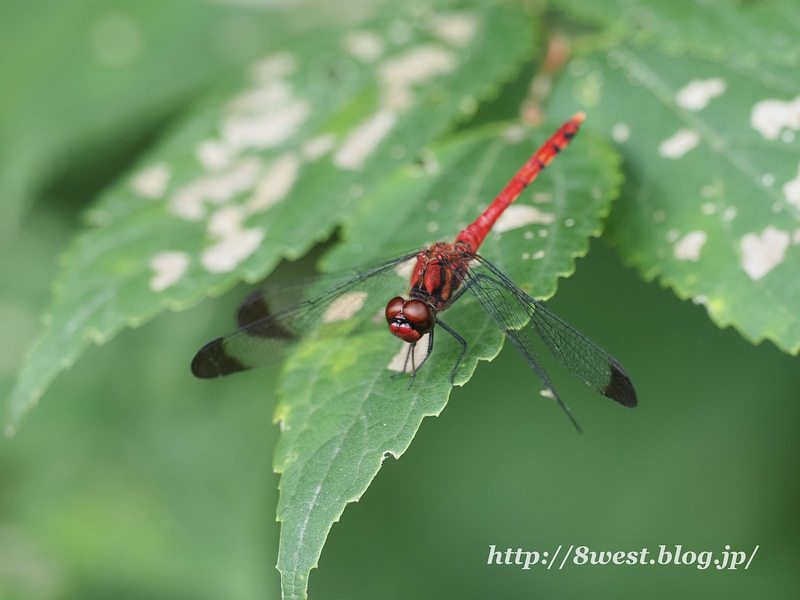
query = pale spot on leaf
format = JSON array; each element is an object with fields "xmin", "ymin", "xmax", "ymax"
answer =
[
  {"xmin": 675, "ymin": 78, "xmax": 726, "ymax": 111},
  {"xmin": 322, "ymin": 291, "xmax": 368, "ymax": 323},
  {"xmin": 249, "ymin": 52, "xmax": 296, "ymax": 85},
  {"xmin": 246, "ymin": 152, "xmax": 301, "ymax": 213},
  {"xmin": 332, "ymin": 44, "xmax": 458, "ymax": 171},
  {"xmin": 333, "ymin": 110, "xmax": 398, "ymax": 171},
  {"xmin": 302, "ymin": 134, "xmax": 337, "ymax": 161},
  {"xmin": 149, "ymin": 251, "xmax": 190, "ymax": 292},
  {"xmin": 228, "ymin": 82, "xmax": 293, "ymax": 115},
  {"xmin": 387, "ymin": 335, "xmax": 430, "ymax": 372},
  {"xmin": 379, "ymin": 45, "xmax": 458, "ymax": 111},
  {"xmin": 494, "ymin": 205, "xmax": 556, "ymax": 232},
  {"xmin": 611, "ymin": 123, "xmax": 630, "ymax": 143},
  {"xmin": 169, "ymin": 157, "xmax": 261, "ymax": 221},
  {"xmin": 503, "ymin": 125, "xmax": 526, "ymax": 144},
  {"xmin": 781, "ymin": 163, "xmax": 800, "ymax": 209},
  {"xmin": 221, "ymin": 100, "xmax": 311, "ymax": 152},
  {"xmin": 207, "ymin": 205, "xmax": 245, "ymax": 238},
  {"xmin": 658, "ymin": 129, "xmax": 700, "ymax": 159},
  {"xmin": 740, "ymin": 226, "xmax": 789, "ymax": 280},
  {"xmin": 195, "ymin": 139, "xmax": 233, "ymax": 171},
  {"xmin": 673, "ymin": 231, "xmax": 707, "ymax": 262},
  {"xmin": 394, "ymin": 258, "xmax": 417, "ymax": 280},
  {"xmin": 344, "ymin": 31, "xmax": 385, "ymax": 63},
  {"xmin": 750, "ymin": 96, "xmax": 800, "ymax": 141},
  {"xmin": 130, "ymin": 163, "xmax": 171, "ymax": 199},
  {"xmin": 431, "ymin": 13, "xmax": 478, "ymax": 47},
  {"xmin": 200, "ymin": 227, "xmax": 265, "ymax": 273}
]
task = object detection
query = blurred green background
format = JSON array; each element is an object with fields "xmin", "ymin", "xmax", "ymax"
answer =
[{"xmin": 1, "ymin": 1, "xmax": 799, "ymax": 599}]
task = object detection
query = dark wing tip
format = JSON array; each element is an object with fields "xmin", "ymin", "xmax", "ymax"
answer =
[
  {"xmin": 603, "ymin": 362, "xmax": 638, "ymax": 408},
  {"xmin": 191, "ymin": 337, "xmax": 249, "ymax": 379}
]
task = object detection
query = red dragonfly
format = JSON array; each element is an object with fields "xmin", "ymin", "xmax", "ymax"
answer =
[{"xmin": 192, "ymin": 113, "xmax": 637, "ymax": 428}]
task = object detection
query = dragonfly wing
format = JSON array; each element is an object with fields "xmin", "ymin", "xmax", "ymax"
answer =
[
  {"xmin": 524, "ymin": 301, "xmax": 637, "ymax": 407},
  {"xmin": 191, "ymin": 252, "xmax": 419, "ymax": 378},
  {"xmin": 448, "ymin": 258, "xmax": 581, "ymax": 429},
  {"xmin": 236, "ymin": 289, "xmax": 295, "ymax": 338},
  {"xmin": 191, "ymin": 328, "xmax": 294, "ymax": 378},
  {"xmin": 459, "ymin": 255, "xmax": 637, "ymax": 408}
]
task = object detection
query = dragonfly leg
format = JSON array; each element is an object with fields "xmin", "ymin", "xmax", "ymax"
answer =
[
  {"xmin": 389, "ymin": 343, "xmax": 415, "ymax": 381},
  {"xmin": 389, "ymin": 330, "xmax": 436, "ymax": 388},
  {"xmin": 435, "ymin": 318, "xmax": 466, "ymax": 386},
  {"xmin": 405, "ymin": 329, "xmax": 435, "ymax": 389}
]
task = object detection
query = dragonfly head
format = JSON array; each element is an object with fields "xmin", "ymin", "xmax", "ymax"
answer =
[{"xmin": 385, "ymin": 297, "xmax": 435, "ymax": 343}]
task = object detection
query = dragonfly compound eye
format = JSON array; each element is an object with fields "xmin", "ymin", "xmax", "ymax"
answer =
[
  {"xmin": 401, "ymin": 299, "xmax": 435, "ymax": 334},
  {"xmin": 385, "ymin": 296, "xmax": 405, "ymax": 321},
  {"xmin": 385, "ymin": 297, "xmax": 435, "ymax": 343}
]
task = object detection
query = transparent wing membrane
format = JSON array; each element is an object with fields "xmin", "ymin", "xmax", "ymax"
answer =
[
  {"xmin": 191, "ymin": 253, "xmax": 418, "ymax": 378},
  {"xmin": 453, "ymin": 253, "xmax": 637, "ymax": 410}
]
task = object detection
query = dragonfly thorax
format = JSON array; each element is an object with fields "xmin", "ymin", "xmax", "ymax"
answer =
[
  {"xmin": 385, "ymin": 297, "xmax": 436, "ymax": 343},
  {"xmin": 408, "ymin": 242, "xmax": 469, "ymax": 310}
]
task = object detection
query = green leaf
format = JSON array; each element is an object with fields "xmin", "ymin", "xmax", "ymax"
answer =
[
  {"xmin": 0, "ymin": 1, "xmax": 257, "ymax": 237},
  {"xmin": 550, "ymin": 44, "xmax": 800, "ymax": 353},
  {"xmin": 6, "ymin": 5, "xmax": 536, "ymax": 430},
  {"xmin": 552, "ymin": 0, "xmax": 800, "ymax": 67},
  {"xmin": 272, "ymin": 123, "xmax": 622, "ymax": 600}
]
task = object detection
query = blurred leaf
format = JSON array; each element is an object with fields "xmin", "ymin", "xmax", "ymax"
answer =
[
  {"xmin": 550, "ymin": 45, "xmax": 800, "ymax": 354},
  {"xmin": 0, "ymin": 1, "xmax": 271, "ymax": 236},
  {"xmin": 6, "ymin": 4, "xmax": 536, "ymax": 430},
  {"xmin": 272, "ymin": 122, "xmax": 621, "ymax": 599},
  {"xmin": 552, "ymin": 0, "xmax": 800, "ymax": 67}
]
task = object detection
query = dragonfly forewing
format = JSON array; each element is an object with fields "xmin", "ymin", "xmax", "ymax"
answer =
[{"xmin": 191, "ymin": 252, "xmax": 419, "ymax": 378}]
